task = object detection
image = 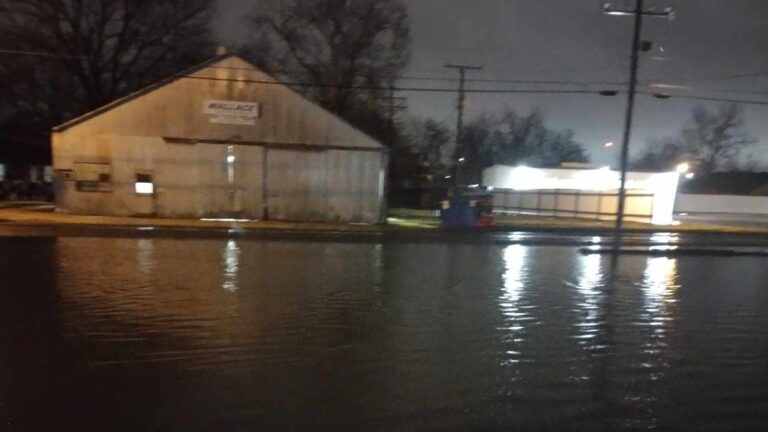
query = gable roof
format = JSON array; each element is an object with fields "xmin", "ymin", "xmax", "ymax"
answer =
[
  {"xmin": 52, "ymin": 54, "xmax": 235, "ymax": 133},
  {"xmin": 53, "ymin": 54, "xmax": 384, "ymax": 149}
]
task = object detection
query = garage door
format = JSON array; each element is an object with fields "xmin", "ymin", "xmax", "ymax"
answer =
[{"xmin": 266, "ymin": 149, "xmax": 328, "ymax": 221}]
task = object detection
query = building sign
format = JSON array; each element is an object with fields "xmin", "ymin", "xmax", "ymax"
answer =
[{"xmin": 203, "ymin": 100, "xmax": 260, "ymax": 125}]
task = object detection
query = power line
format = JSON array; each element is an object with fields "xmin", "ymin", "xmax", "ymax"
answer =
[
  {"xmin": 202, "ymin": 65, "xmax": 768, "ymax": 96},
  {"xmin": 201, "ymin": 64, "xmax": 626, "ymax": 87},
  {"xmin": 182, "ymin": 73, "xmax": 768, "ymax": 105},
  {"xmin": 178, "ymin": 73, "xmax": 617, "ymax": 95},
  {"xmin": 0, "ymin": 48, "xmax": 84, "ymax": 59},
  {"xmin": 648, "ymin": 84, "xmax": 768, "ymax": 97},
  {"xmin": 662, "ymin": 70, "xmax": 768, "ymax": 83},
  {"xmin": 639, "ymin": 91, "xmax": 768, "ymax": 106}
]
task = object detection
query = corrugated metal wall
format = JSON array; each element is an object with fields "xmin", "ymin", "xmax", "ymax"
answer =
[
  {"xmin": 266, "ymin": 149, "xmax": 329, "ymax": 221},
  {"xmin": 55, "ymin": 137, "xmax": 386, "ymax": 223}
]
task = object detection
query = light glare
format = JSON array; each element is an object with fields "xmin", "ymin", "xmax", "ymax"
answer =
[
  {"xmin": 135, "ymin": 182, "xmax": 154, "ymax": 194},
  {"xmin": 675, "ymin": 162, "xmax": 690, "ymax": 174}
]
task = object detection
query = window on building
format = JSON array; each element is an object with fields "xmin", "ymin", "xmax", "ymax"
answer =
[
  {"xmin": 135, "ymin": 173, "xmax": 154, "ymax": 195},
  {"xmin": 43, "ymin": 166, "xmax": 54, "ymax": 183},
  {"xmin": 74, "ymin": 162, "xmax": 112, "ymax": 192},
  {"xmin": 57, "ymin": 170, "xmax": 75, "ymax": 181}
]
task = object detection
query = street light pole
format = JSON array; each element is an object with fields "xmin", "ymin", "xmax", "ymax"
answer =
[
  {"xmin": 613, "ymin": 0, "xmax": 643, "ymax": 250},
  {"xmin": 603, "ymin": 1, "xmax": 674, "ymax": 251}
]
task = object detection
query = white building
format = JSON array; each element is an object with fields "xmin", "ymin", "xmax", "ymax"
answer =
[
  {"xmin": 52, "ymin": 54, "xmax": 387, "ymax": 223},
  {"xmin": 482, "ymin": 165, "xmax": 681, "ymax": 225}
]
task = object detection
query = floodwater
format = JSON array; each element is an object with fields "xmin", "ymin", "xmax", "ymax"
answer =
[{"xmin": 1, "ymin": 236, "xmax": 767, "ymax": 431}]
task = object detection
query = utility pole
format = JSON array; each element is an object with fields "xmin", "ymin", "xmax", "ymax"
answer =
[
  {"xmin": 603, "ymin": 1, "xmax": 674, "ymax": 250},
  {"xmin": 381, "ymin": 84, "xmax": 407, "ymax": 148},
  {"xmin": 444, "ymin": 63, "xmax": 483, "ymax": 186}
]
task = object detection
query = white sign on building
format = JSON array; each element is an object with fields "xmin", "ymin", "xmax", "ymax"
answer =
[{"xmin": 203, "ymin": 100, "xmax": 260, "ymax": 125}]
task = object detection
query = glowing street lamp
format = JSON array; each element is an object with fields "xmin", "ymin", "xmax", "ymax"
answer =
[
  {"xmin": 675, "ymin": 162, "xmax": 690, "ymax": 174},
  {"xmin": 605, "ymin": 141, "xmax": 614, "ymax": 148}
]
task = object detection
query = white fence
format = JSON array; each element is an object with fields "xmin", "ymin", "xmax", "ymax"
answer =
[
  {"xmin": 675, "ymin": 194, "xmax": 768, "ymax": 215},
  {"xmin": 492, "ymin": 189, "xmax": 655, "ymax": 222}
]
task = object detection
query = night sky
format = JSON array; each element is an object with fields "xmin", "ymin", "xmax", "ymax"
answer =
[{"xmin": 216, "ymin": 0, "xmax": 768, "ymax": 166}]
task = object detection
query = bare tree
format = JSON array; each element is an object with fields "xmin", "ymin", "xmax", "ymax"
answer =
[
  {"xmin": 481, "ymin": 108, "xmax": 588, "ymax": 168},
  {"xmin": 631, "ymin": 138, "xmax": 688, "ymax": 171},
  {"xmin": 403, "ymin": 117, "xmax": 450, "ymax": 183},
  {"xmin": 682, "ymin": 104, "xmax": 755, "ymax": 173},
  {"xmin": 633, "ymin": 104, "xmax": 755, "ymax": 173},
  {"xmin": 247, "ymin": 0, "xmax": 411, "ymax": 140},
  {"xmin": 0, "ymin": 0, "xmax": 214, "ymax": 134}
]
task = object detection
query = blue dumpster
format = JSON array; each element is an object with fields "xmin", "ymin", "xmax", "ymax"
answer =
[{"xmin": 439, "ymin": 191, "xmax": 494, "ymax": 229}]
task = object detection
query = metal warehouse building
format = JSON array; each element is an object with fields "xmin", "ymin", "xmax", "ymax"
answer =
[{"xmin": 51, "ymin": 54, "xmax": 387, "ymax": 223}]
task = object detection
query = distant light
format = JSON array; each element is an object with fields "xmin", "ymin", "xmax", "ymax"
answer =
[
  {"xmin": 675, "ymin": 162, "xmax": 690, "ymax": 174},
  {"xmin": 602, "ymin": 5, "xmax": 633, "ymax": 16},
  {"xmin": 227, "ymin": 155, "xmax": 235, "ymax": 163},
  {"xmin": 486, "ymin": 186, "xmax": 494, "ymax": 191},
  {"xmin": 591, "ymin": 236, "xmax": 601, "ymax": 244},
  {"xmin": 489, "ymin": 165, "xmax": 679, "ymax": 225},
  {"xmin": 604, "ymin": 141, "xmax": 614, "ymax": 148},
  {"xmin": 135, "ymin": 182, "xmax": 154, "ymax": 194},
  {"xmin": 445, "ymin": 175, "xmax": 452, "ymax": 179},
  {"xmin": 468, "ymin": 184, "xmax": 480, "ymax": 188},
  {"xmin": 685, "ymin": 172, "xmax": 695, "ymax": 179},
  {"xmin": 458, "ymin": 157, "xmax": 466, "ymax": 162},
  {"xmin": 659, "ymin": 46, "xmax": 665, "ymax": 53}
]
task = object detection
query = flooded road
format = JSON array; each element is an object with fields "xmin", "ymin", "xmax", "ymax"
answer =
[{"xmin": 1, "ymin": 236, "xmax": 767, "ymax": 431}]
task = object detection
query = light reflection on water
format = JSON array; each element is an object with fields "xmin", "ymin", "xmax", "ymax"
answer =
[
  {"xmin": 1, "ymin": 238, "xmax": 767, "ymax": 431},
  {"xmin": 641, "ymin": 256, "xmax": 679, "ymax": 355},
  {"xmin": 502, "ymin": 244, "xmax": 527, "ymax": 304},
  {"xmin": 643, "ymin": 257, "xmax": 678, "ymax": 305},
  {"xmin": 222, "ymin": 239, "xmax": 240, "ymax": 292},
  {"xmin": 500, "ymin": 244, "xmax": 529, "ymax": 364},
  {"xmin": 136, "ymin": 238, "xmax": 155, "ymax": 276},
  {"xmin": 575, "ymin": 253, "xmax": 603, "ymax": 342}
]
